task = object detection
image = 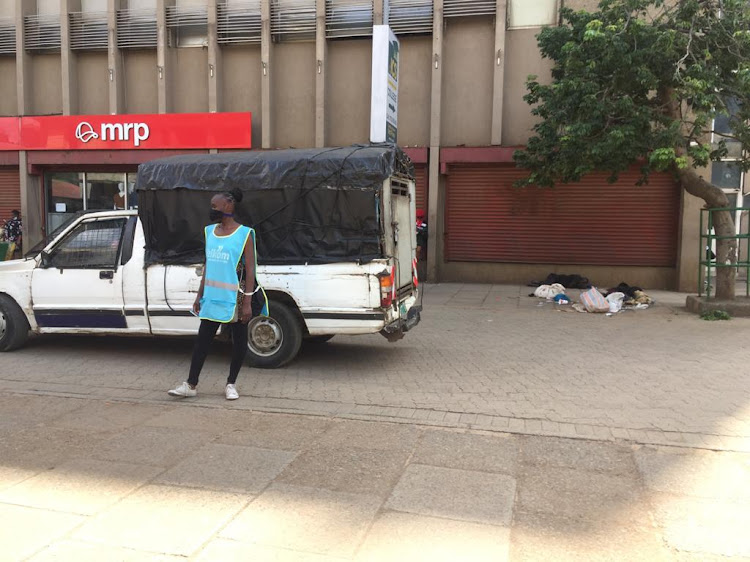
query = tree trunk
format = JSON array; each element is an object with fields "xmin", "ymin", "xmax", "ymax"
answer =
[{"xmin": 676, "ymin": 166, "xmax": 736, "ymax": 299}]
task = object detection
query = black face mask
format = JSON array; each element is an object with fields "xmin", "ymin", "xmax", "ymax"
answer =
[{"xmin": 209, "ymin": 209, "xmax": 224, "ymax": 223}]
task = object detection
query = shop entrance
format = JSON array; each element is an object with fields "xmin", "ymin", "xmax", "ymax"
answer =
[{"xmin": 45, "ymin": 172, "xmax": 138, "ymax": 233}]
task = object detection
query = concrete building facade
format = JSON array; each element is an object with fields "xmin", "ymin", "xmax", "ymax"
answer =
[{"xmin": 0, "ymin": 0, "xmax": 738, "ymax": 291}]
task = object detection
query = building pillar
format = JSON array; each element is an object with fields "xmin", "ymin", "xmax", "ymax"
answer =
[
  {"xmin": 373, "ymin": 0, "xmax": 385, "ymax": 25},
  {"xmin": 427, "ymin": 0, "xmax": 444, "ymax": 283},
  {"xmin": 108, "ymin": 0, "xmax": 125, "ymax": 114},
  {"xmin": 261, "ymin": 0, "xmax": 272, "ymax": 148},
  {"xmin": 18, "ymin": 152, "xmax": 44, "ymax": 249},
  {"xmin": 207, "ymin": 0, "xmax": 222, "ymax": 113},
  {"xmin": 315, "ymin": 0, "xmax": 326, "ymax": 147},
  {"xmin": 156, "ymin": 0, "xmax": 174, "ymax": 113},
  {"xmin": 491, "ymin": 0, "xmax": 507, "ymax": 145},
  {"xmin": 677, "ymin": 186, "xmax": 704, "ymax": 293},
  {"xmin": 61, "ymin": 0, "xmax": 81, "ymax": 116},
  {"xmin": 15, "ymin": 0, "xmax": 32, "ymax": 116}
]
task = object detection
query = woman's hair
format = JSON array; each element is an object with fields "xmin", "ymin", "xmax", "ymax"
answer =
[{"xmin": 222, "ymin": 189, "xmax": 243, "ymax": 204}]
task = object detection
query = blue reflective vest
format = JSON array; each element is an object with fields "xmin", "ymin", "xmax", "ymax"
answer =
[{"xmin": 199, "ymin": 223, "xmax": 252, "ymax": 323}]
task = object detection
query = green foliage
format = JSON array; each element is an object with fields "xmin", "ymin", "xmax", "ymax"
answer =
[
  {"xmin": 700, "ymin": 309, "xmax": 732, "ymax": 321},
  {"xmin": 514, "ymin": 0, "xmax": 750, "ymax": 187}
]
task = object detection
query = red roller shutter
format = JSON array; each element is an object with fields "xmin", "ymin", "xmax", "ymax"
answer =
[
  {"xmin": 414, "ymin": 164, "xmax": 428, "ymax": 212},
  {"xmin": 0, "ymin": 168, "xmax": 21, "ymax": 227},
  {"xmin": 445, "ymin": 165, "xmax": 680, "ymax": 267}
]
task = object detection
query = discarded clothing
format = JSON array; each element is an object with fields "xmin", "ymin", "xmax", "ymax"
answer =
[
  {"xmin": 606, "ymin": 282, "xmax": 653, "ymax": 307},
  {"xmin": 554, "ymin": 293, "xmax": 572, "ymax": 304},
  {"xmin": 606, "ymin": 282, "xmax": 642, "ymax": 299},
  {"xmin": 530, "ymin": 273, "xmax": 591, "ymax": 290}
]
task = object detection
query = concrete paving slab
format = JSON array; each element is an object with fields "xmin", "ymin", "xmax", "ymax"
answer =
[
  {"xmin": 51, "ymin": 401, "xmax": 170, "ymax": 434},
  {"xmin": 0, "ymin": 395, "xmax": 86, "ymax": 426},
  {"xmin": 276, "ymin": 446, "xmax": 410, "ymax": 497},
  {"xmin": 517, "ymin": 465, "xmax": 643, "ymax": 524},
  {"xmin": 510, "ymin": 510, "xmax": 672, "ymax": 562},
  {"xmin": 73, "ymin": 484, "xmax": 247, "ymax": 557},
  {"xmin": 634, "ymin": 445, "xmax": 750, "ymax": 500},
  {"xmin": 215, "ymin": 413, "xmax": 332, "ymax": 451},
  {"xmin": 196, "ymin": 539, "xmax": 350, "ymax": 561},
  {"xmin": 0, "ymin": 504, "xmax": 84, "ymax": 561},
  {"xmin": 520, "ymin": 435, "xmax": 638, "ymax": 475},
  {"xmin": 144, "ymin": 405, "xmax": 258, "ymax": 435},
  {"xmin": 314, "ymin": 420, "xmax": 420, "ymax": 452},
  {"xmin": 221, "ymin": 484, "xmax": 382, "ymax": 558},
  {"xmin": 29, "ymin": 540, "xmax": 185, "ymax": 561},
  {"xmin": 92, "ymin": 426, "xmax": 213, "ymax": 467},
  {"xmin": 0, "ymin": 465, "xmax": 38, "ymax": 492},
  {"xmin": 154, "ymin": 443, "xmax": 296, "ymax": 494},
  {"xmin": 412, "ymin": 429, "xmax": 520, "ymax": 475},
  {"xmin": 0, "ymin": 427, "xmax": 108, "ymax": 470},
  {"xmin": 0, "ymin": 458, "xmax": 163, "ymax": 516},
  {"xmin": 652, "ymin": 494, "xmax": 750, "ymax": 558},
  {"xmin": 385, "ymin": 464, "xmax": 516, "ymax": 526},
  {"xmin": 355, "ymin": 511, "xmax": 510, "ymax": 562}
]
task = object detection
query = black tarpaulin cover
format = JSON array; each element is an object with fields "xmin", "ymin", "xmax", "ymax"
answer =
[{"xmin": 136, "ymin": 144, "xmax": 414, "ymax": 265}]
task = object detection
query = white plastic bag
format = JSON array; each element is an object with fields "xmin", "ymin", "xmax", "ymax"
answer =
[
  {"xmin": 606, "ymin": 292, "xmax": 625, "ymax": 313},
  {"xmin": 534, "ymin": 283, "xmax": 566, "ymax": 299}
]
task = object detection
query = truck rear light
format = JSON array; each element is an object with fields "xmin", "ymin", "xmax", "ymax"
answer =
[{"xmin": 379, "ymin": 266, "xmax": 396, "ymax": 308}]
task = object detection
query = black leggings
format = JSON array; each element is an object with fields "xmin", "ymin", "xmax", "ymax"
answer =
[{"xmin": 188, "ymin": 320, "xmax": 248, "ymax": 387}]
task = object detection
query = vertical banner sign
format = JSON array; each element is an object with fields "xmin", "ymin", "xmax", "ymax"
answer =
[{"xmin": 370, "ymin": 25, "xmax": 400, "ymax": 144}]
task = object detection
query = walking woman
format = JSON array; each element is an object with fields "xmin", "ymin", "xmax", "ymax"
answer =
[{"xmin": 169, "ymin": 188, "xmax": 255, "ymax": 400}]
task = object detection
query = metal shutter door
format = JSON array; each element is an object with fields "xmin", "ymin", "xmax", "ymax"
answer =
[
  {"xmin": 0, "ymin": 168, "xmax": 21, "ymax": 226},
  {"xmin": 445, "ymin": 165, "xmax": 680, "ymax": 266}
]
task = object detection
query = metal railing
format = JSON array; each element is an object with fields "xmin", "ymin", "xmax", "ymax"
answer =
[
  {"xmin": 388, "ymin": 0, "xmax": 432, "ymax": 35},
  {"xmin": 24, "ymin": 13, "xmax": 61, "ymax": 52},
  {"xmin": 116, "ymin": 8, "xmax": 157, "ymax": 49},
  {"xmin": 271, "ymin": 0, "xmax": 316, "ymax": 42},
  {"xmin": 698, "ymin": 206, "xmax": 750, "ymax": 299},
  {"xmin": 0, "ymin": 18, "xmax": 15, "ymax": 55},
  {"xmin": 217, "ymin": 1, "xmax": 262, "ymax": 45},
  {"xmin": 444, "ymin": 0, "xmax": 496, "ymax": 18},
  {"xmin": 69, "ymin": 11, "xmax": 108, "ymax": 51},
  {"xmin": 326, "ymin": 0, "xmax": 373, "ymax": 39}
]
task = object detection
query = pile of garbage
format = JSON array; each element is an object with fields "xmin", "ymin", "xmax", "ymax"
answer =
[{"xmin": 529, "ymin": 274, "xmax": 653, "ymax": 315}]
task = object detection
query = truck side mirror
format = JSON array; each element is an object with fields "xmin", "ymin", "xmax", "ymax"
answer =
[{"xmin": 40, "ymin": 251, "xmax": 51, "ymax": 268}]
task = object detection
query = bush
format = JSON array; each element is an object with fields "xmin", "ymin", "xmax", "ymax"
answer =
[{"xmin": 700, "ymin": 310, "xmax": 731, "ymax": 321}]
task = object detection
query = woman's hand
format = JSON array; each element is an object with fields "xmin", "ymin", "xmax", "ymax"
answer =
[
  {"xmin": 193, "ymin": 298, "xmax": 201, "ymax": 316},
  {"xmin": 240, "ymin": 299, "xmax": 253, "ymax": 324}
]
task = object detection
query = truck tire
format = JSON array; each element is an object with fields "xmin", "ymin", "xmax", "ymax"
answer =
[
  {"xmin": 246, "ymin": 301, "xmax": 303, "ymax": 368},
  {"xmin": 0, "ymin": 295, "xmax": 30, "ymax": 352}
]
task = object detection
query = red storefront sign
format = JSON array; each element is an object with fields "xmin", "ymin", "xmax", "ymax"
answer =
[{"xmin": 0, "ymin": 112, "xmax": 251, "ymax": 151}]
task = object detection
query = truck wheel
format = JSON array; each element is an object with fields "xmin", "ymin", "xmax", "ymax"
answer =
[
  {"xmin": 0, "ymin": 295, "xmax": 30, "ymax": 352},
  {"xmin": 305, "ymin": 335, "xmax": 335, "ymax": 344},
  {"xmin": 246, "ymin": 301, "xmax": 303, "ymax": 368}
]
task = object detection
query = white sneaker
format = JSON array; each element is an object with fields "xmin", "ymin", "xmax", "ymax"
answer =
[
  {"xmin": 225, "ymin": 384, "xmax": 239, "ymax": 400},
  {"xmin": 168, "ymin": 382, "xmax": 197, "ymax": 397}
]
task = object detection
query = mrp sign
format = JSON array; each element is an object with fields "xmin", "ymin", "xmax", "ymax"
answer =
[
  {"xmin": 370, "ymin": 25, "xmax": 399, "ymax": 144},
  {"xmin": 5, "ymin": 112, "xmax": 252, "ymax": 151},
  {"xmin": 75, "ymin": 121, "xmax": 150, "ymax": 146}
]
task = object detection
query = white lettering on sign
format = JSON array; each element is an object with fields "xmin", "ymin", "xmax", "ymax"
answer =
[{"xmin": 75, "ymin": 121, "xmax": 151, "ymax": 147}]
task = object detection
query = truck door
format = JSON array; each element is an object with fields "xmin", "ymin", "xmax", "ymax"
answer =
[
  {"xmin": 389, "ymin": 177, "xmax": 417, "ymax": 295},
  {"xmin": 31, "ymin": 217, "xmax": 128, "ymax": 332}
]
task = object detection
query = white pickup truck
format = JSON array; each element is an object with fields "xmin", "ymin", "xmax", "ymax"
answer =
[{"xmin": 0, "ymin": 148, "xmax": 422, "ymax": 368}]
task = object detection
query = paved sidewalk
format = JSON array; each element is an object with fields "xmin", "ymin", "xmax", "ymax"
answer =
[
  {"xmin": 2, "ymin": 393, "xmax": 749, "ymax": 561},
  {"xmin": 1, "ymin": 284, "xmax": 749, "ymax": 452}
]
